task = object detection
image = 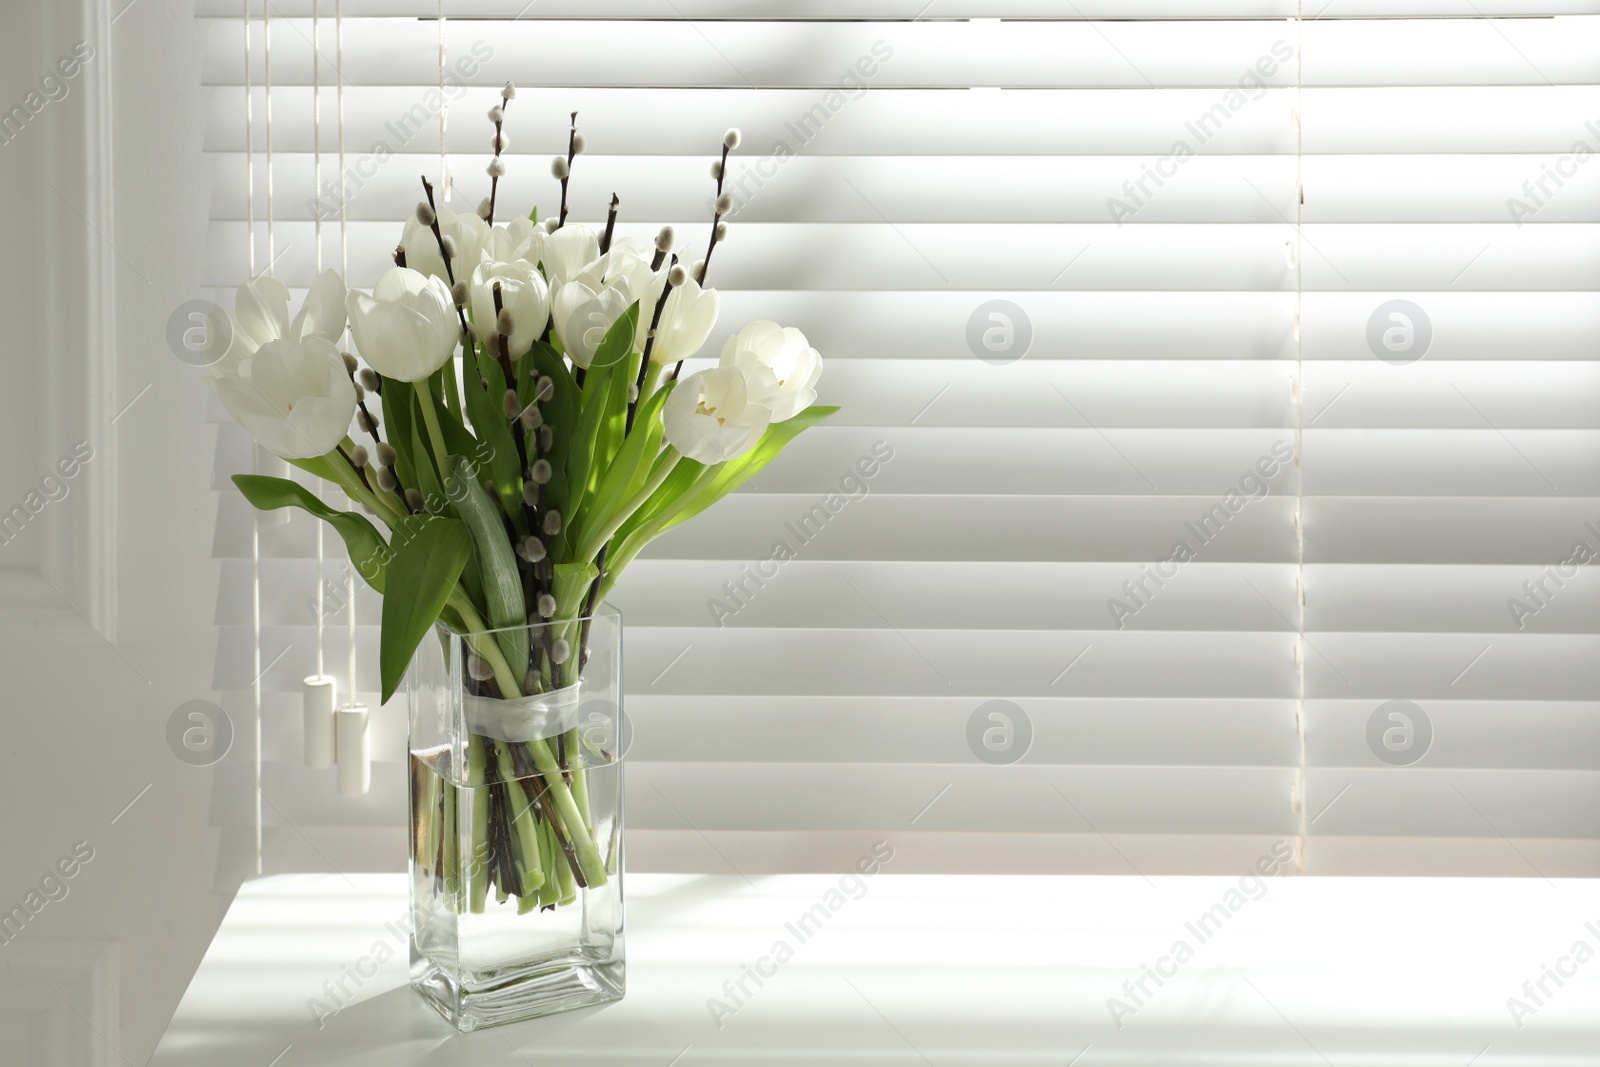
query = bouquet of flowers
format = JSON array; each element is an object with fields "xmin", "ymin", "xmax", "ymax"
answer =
[{"xmin": 200, "ymin": 85, "xmax": 832, "ymax": 912}]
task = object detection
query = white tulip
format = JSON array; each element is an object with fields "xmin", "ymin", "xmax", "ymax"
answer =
[
  {"xmin": 550, "ymin": 281, "xmax": 635, "ymax": 370},
  {"xmin": 345, "ymin": 267, "xmax": 459, "ymax": 382},
  {"xmin": 549, "ymin": 236, "xmax": 656, "ymax": 369},
  {"xmin": 719, "ymin": 320, "xmax": 823, "ymax": 422},
  {"xmin": 663, "ymin": 366, "xmax": 771, "ymax": 464},
  {"xmin": 637, "ymin": 273, "xmax": 720, "ymax": 365},
  {"xmin": 202, "ymin": 269, "xmax": 346, "ymax": 377},
  {"xmin": 471, "ymin": 258, "xmax": 550, "ymax": 359},
  {"xmin": 402, "ymin": 199, "xmax": 490, "ymax": 284},
  {"xmin": 213, "ymin": 336, "xmax": 357, "ymax": 459},
  {"xmin": 539, "ymin": 224, "xmax": 600, "ymax": 287},
  {"xmin": 485, "ymin": 215, "xmax": 544, "ymax": 266}
]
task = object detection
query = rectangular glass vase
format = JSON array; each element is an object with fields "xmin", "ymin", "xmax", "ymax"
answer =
[{"xmin": 407, "ymin": 607, "xmax": 625, "ymax": 1031}]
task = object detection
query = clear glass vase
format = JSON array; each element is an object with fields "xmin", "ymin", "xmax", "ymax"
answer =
[{"xmin": 407, "ymin": 607, "xmax": 624, "ymax": 1031}]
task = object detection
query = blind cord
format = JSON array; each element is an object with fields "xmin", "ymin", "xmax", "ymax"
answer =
[{"xmin": 1292, "ymin": 8, "xmax": 1309, "ymax": 876}]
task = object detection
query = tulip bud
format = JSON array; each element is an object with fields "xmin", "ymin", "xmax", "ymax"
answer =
[
  {"xmin": 341, "ymin": 351, "xmax": 359, "ymax": 374},
  {"xmin": 668, "ymin": 263, "xmax": 688, "ymax": 287},
  {"xmin": 537, "ymin": 594, "xmax": 557, "ymax": 619},
  {"xmin": 349, "ymin": 445, "xmax": 369, "ymax": 468},
  {"xmin": 550, "ymin": 156, "xmax": 569, "ymax": 181},
  {"xmin": 655, "ymin": 225, "xmax": 675, "ymax": 253},
  {"xmin": 404, "ymin": 488, "xmax": 424, "ymax": 511},
  {"xmin": 715, "ymin": 194, "xmax": 733, "ymax": 216},
  {"xmin": 468, "ymin": 655, "xmax": 494, "ymax": 681},
  {"xmin": 501, "ymin": 82, "xmax": 516, "ymax": 100},
  {"xmin": 376, "ymin": 467, "xmax": 398, "ymax": 492},
  {"xmin": 357, "ymin": 368, "xmax": 380, "ymax": 392},
  {"xmin": 522, "ymin": 481, "xmax": 539, "ymax": 506},
  {"xmin": 571, "ymin": 133, "xmax": 587, "ymax": 155},
  {"xmin": 536, "ymin": 376, "xmax": 554, "ymax": 401},
  {"xmin": 494, "ymin": 131, "xmax": 509, "ymax": 153},
  {"xmin": 551, "ymin": 638, "xmax": 571, "ymax": 665},
  {"xmin": 715, "ymin": 221, "xmax": 729, "ymax": 242},
  {"xmin": 724, "ymin": 128, "xmax": 741, "ymax": 150},
  {"xmin": 415, "ymin": 202, "xmax": 436, "ymax": 227},
  {"xmin": 530, "ymin": 459, "xmax": 552, "ymax": 484},
  {"xmin": 502, "ymin": 389, "xmax": 520, "ymax": 419},
  {"xmin": 376, "ymin": 442, "xmax": 397, "ymax": 467},
  {"xmin": 488, "ymin": 105, "xmax": 504, "ymax": 123},
  {"xmin": 710, "ymin": 160, "xmax": 724, "ymax": 181},
  {"xmin": 487, "ymin": 158, "xmax": 506, "ymax": 179},
  {"xmin": 517, "ymin": 536, "xmax": 547, "ymax": 563},
  {"xmin": 543, "ymin": 509, "xmax": 562, "ymax": 536}
]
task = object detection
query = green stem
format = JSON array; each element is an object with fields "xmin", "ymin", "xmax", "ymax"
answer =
[
  {"xmin": 416, "ymin": 384, "xmax": 454, "ymax": 482},
  {"xmin": 578, "ymin": 448, "xmax": 682, "ymax": 563},
  {"xmin": 323, "ymin": 445, "xmax": 406, "ymax": 528}
]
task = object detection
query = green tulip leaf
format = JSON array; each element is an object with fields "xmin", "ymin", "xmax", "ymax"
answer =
[
  {"xmin": 379, "ymin": 514, "xmax": 474, "ymax": 704},
  {"xmin": 232, "ymin": 475, "xmax": 392, "ymax": 592}
]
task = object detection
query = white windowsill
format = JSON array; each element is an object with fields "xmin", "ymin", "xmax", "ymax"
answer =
[{"xmin": 150, "ymin": 872, "xmax": 1600, "ymax": 1065}]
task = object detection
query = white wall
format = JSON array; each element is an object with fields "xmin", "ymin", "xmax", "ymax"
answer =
[{"xmin": 0, "ymin": 1, "xmax": 225, "ymax": 1063}]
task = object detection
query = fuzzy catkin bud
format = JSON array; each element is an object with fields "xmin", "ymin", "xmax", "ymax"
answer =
[
  {"xmin": 351, "ymin": 382, "xmax": 366, "ymax": 402},
  {"xmin": 487, "ymin": 158, "xmax": 506, "ymax": 179},
  {"xmin": 441, "ymin": 235, "xmax": 458, "ymax": 259},
  {"xmin": 550, "ymin": 156, "xmax": 569, "ymax": 181},
  {"xmin": 543, "ymin": 218, "xmax": 560, "ymax": 234},
  {"xmin": 724, "ymin": 128, "xmax": 741, "ymax": 150},
  {"xmin": 715, "ymin": 221, "xmax": 729, "ymax": 242},
  {"xmin": 467, "ymin": 655, "xmax": 495, "ymax": 681},
  {"xmin": 349, "ymin": 445, "xmax": 369, "ymax": 468},
  {"xmin": 415, "ymin": 202, "xmax": 436, "ymax": 227},
  {"xmin": 451, "ymin": 280, "xmax": 469, "ymax": 305},
  {"xmin": 502, "ymin": 389, "xmax": 520, "ymax": 419},
  {"xmin": 341, "ymin": 352, "xmax": 358, "ymax": 374},
  {"xmin": 376, "ymin": 467, "xmax": 398, "ymax": 492},
  {"xmin": 496, "ymin": 309, "xmax": 515, "ymax": 336},
  {"xmin": 488, "ymin": 105, "xmax": 504, "ymax": 123},
  {"xmin": 376, "ymin": 443, "xmax": 397, "ymax": 467},
  {"xmin": 571, "ymin": 133, "xmax": 587, "ymax": 155},
  {"xmin": 551, "ymin": 639, "xmax": 571, "ymax": 665},
  {"xmin": 356, "ymin": 410, "xmax": 376, "ymax": 434},
  {"xmin": 537, "ymin": 594, "xmax": 557, "ymax": 619},
  {"xmin": 357, "ymin": 368, "xmax": 380, "ymax": 392},
  {"xmin": 477, "ymin": 197, "xmax": 492, "ymax": 220},
  {"xmin": 715, "ymin": 194, "xmax": 734, "ymax": 216},
  {"xmin": 627, "ymin": 383, "xmax": 639, "ymax": 403},
  {"xmin": 692, "ymin": 259, "xmax": 706, "ymax": 279},
  {"xmin": 404, "ymin": 488, "xmax": 424, "ymax": 512},
  {"xmin": 538, "ymin": 426, "xmax": 554, "ymax": 451},
  {"xmin": 494, "ymin": 131, "xmax": 509, "ymax": 153},
  {"xmin": 535, "ymin": 376, "xmax": 554, "ymax": 401},
  {"xmin": 522, "ymin": 481, "xmax": 539, "ymax": 506},
  {"xmin": 518, "ymin": 536, "xmax": 547, "ymax": 563},
  {"xmin": 655, "ymin": 225, "xmax": 675, "ymax": 253},
  {"xmin": 668, "ymin": 263, "xmax": 688, "ymax": 287},
  {"xmin": 529, "ymin": 459, "xmax": 552, "ymax": 485},
  {"xmin": 501, "ymin": 82, "xmax": 516, "ymax": 100},
  {"xmin": 542, "ymin": 510, "xmax": 562, "ymax": 536},
  {"xmin": 520, "ymin": 406, "xmax": 543, "ymax": 431},
  {"xmin": 710, "ymin": 160, "xmax": 724, "ymax": 181}
]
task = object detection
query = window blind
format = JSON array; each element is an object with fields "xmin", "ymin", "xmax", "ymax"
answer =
[{"xmin": 196, "ymin": 1, "xmax": 1600, "ymax": 879}]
